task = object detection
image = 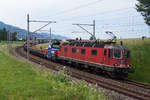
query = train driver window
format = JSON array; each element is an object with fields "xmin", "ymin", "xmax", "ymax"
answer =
[
  {"xmin": 72, "ymin": 48, "xmax": 76, "ymax": 53},
  {"xmin": 91, "ymin": 50, "xmax": 97, "ymax": 56},
  {"xmin": 81, "ymin": 49, "xmax": 86, "ymax": 54},
  {"xmin": 64, "ymin": 48, "xmax": 68, "ymax": 52},
  {"xmin": 104, "ymin": 49, "xmax": 107, "ymax": 56},
  {"xmin": 114, "ymin": 49, "xmax": 121, "ymax": 58}
]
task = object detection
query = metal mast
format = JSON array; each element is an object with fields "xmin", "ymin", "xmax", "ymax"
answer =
[
  {"xmin": 26, "ymin": 14, "xmax": 56, "ymax": 61},
  {"xmin": 27, "ymin": 14, "xmax": 30, "ymax": 61},
  {"xmin": 73, "ymin": 20, "xmax": 96, "ymax": 40}
]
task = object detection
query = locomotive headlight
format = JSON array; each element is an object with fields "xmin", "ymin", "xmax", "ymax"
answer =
[{"xmin": 114, "ymin": 64, "xmax": 118, "ymax": 66}]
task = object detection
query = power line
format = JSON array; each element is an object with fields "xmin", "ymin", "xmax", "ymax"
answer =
[
  {"xmin": 95, "ymin": 15, "xmax": 142, "ymax": 22},
  {"xmin": 56, "ymin": 7, "xmax": 135, "ymax": 22},
  {"xmin": 97, "ymin": 23, "xmax": 147, "ymax": 28},
  {"xmin": 50, "ymin": 0, "xmax": 104, "ymax": 18},
  {"xmin": 92, "ymin": 7, "xmax": 134, "ymax": 16}
]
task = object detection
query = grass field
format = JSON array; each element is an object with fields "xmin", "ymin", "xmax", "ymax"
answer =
[
  {"xmin": 35, "ymin": 43, "xmax": 49, "ymax": 51},
  {"xmin": 117, "ymin": 38, "xmax": 150, "ymax": 83},
  {"xmin": 0, "ymin": 41, "xmax": 25, "ymax": 45},
  {"xmin": 0, "ymin": 44, "xmax": 107, "ymax": 100}
]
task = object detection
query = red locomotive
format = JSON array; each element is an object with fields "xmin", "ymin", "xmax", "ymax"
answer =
[
  {"xmin": 55, "ymin": 40, "xmax": 134, "ymax": 78},
  {"xmin": 25, "ymin": 40, "xmax": 134, "ymax": 78}
]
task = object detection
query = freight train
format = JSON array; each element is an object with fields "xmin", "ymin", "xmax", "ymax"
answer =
[{"xmin": 24, "ymin": 40, "xmax": 134, "ymax": 78}]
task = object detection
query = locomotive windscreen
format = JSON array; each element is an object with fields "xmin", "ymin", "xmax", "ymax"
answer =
[
  {"xmin": 52, "ymin": 41, "xmax": 60, "ymax": 49},
  {"xmin": 114, "ymin": 49, "xmax": 122, "ymax": 58}
]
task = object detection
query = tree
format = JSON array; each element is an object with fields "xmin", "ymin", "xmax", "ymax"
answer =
[
  {"xmin": 12, "ymin": 32, "xmax": 17, "ymax": 41},
  {"xmin": 136, "ymin": 0, "xmax": 150, "ymax": 26},
  {"xmin": 0, "ymin": 28, "xmax": 8, "ymax": 41}
]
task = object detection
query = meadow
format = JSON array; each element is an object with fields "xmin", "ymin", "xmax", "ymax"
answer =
[
  {"xmin": 35, "ymin": 43, "xmax": 49, "ymax": 51},
  {"xmin": 117, "ymin": 38, "xmax": 150, "ymax": 83},
  {"xmin": 0, "ymin": 44, "xmax": 106, "ymax": 100},
  {"xmin": 0, "ymin": 41, "xmax": 25, "ymax": 45}
]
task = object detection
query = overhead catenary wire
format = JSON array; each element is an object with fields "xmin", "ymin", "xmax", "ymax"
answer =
[
  {"xmin": 35, "ymin": 0, "xmax": 144, "ymax": 39},
  {"xmin": 56, "ymin": 6, "xmax": 135, "ymax": 22},
  {"xmin": 49, "ymin": 0, "xmax": 104, "ymax": 18}
]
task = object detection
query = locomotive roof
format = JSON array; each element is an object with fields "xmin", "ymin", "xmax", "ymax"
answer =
[
  {"xmin": 104, "ymin": 45, "xmax": 130, "ymax": 50},
  {"xmin": 62, "ymin": 40, "xmax": 130, "ymax": 50},
  {"xmin": 62, "ymin": 41, "xmax": 116, "ymax": 48}
]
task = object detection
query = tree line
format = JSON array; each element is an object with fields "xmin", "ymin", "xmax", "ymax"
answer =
[
  {"xmin": 0, "ymin": 28, "xmax": 18, "ymax": 42},
  {"xmin": 136, "ymin": 0, "xmax": 150, "ymax": 26}
]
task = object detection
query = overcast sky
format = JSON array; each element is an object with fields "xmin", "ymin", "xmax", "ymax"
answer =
[{"xmin": 1, "ymin": 0, "xmax": 149, "ymax": 39}]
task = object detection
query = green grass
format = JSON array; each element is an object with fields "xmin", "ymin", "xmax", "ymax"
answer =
[
  {"xmin": 0, "ymin": 41, "xmax": 25, "ymax": 45},
  {"xmin": 35, "ymin": 43, "xmax": 49, "ymax": 51},
  {"xmin": 117, "ymin": 38, "xmax": 150, "ymax": 84},
  {"xmin": 0, "ymin": 45, "xmax": 107, "ymax": 100}
]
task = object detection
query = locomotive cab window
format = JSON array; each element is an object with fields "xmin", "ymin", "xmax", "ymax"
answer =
[
  {"xmin": 91, "ymin": 50, "xmax": 97, "ymax": 56},
  {"xmin": 114, "ymin": 49, "xmax": 121, "ymax": 58},
  {"xmin": 104, "ymin": 49, "xmax": 107, "ymax": 56},
  {"xmin": 64, "ymin": 48, "xmax": 68, "ymax": 52},
  {"xmin": 72, "ymin": 48, "xmax": 76, "ymax": 53},
  {"xmin": 81, "ymin": 49, "xmax": 86, "ymax": 54}
]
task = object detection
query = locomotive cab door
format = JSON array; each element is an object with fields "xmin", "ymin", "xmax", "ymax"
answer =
[
  {"xmin": 76, "ymin": 48, "xmax": 80, "ymax": 59},
  {"xmin": 64, "ymin": 47, "xmax": 68, "ymax": 57},
  {"xmin": 104, "ymin": 49, "xmax": 109, "ymax": 65}
]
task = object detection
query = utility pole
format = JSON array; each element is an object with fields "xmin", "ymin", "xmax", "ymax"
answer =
[
  {"xmin": 26, "ymin": 14, "xmax": 56, "ymax": 61},
  {"xmin": 39, "ymin": 28, "xmax": 53, "ymax": 42},
  {"xmin": 7, "ymin": 30, "xmax": 11, "ymax": 51},
  {"xmin": 27, "ymin": 14, "xmax": 30, "ymax": 61},
  {"xmin": 149, "ymin": 26, "xmax": 150, "ymax": 35},
  {"xmin": 50, "ymin": 28, "xmax": 51, "ymax": 40},
  {"xmin": 73, "ymin": 20, "xmax": 96, "ymax": 40},
  {"xmin": 93, "ymin": 20, "xmax": 95, "ymax": 39}
]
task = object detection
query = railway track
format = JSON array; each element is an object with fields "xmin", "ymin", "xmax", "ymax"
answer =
[
  {"xmin": 125, "ymin": 80, "xmax": 150, "ymax": 90},
  {"xmin": 14, "ymin": 46, "xmax": 150, "ymax": 100}
]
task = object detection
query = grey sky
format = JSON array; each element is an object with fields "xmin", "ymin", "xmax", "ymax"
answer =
[{"xmin": 1, "ymin": 0, "xmax": 149, "ymax": 39}]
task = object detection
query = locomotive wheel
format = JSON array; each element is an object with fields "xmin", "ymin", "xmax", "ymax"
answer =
[
  {"xmin": 117, "ymin": 73, "xmax": 128, "ymax": 79},
  {"xmin": 107, "ymin": 71, "xmax": 127, "ymax": 79},
  {"xmin": 96, "ymin": 68, "xmax": 104, "ymax": 75},
  {"xmin": 76, "ymin": 63, "xmax": 82, "ymax": 70},
  {"xmin": 63, "ymin": 60, "xmax": 69, "ymax": 66},
  {"xmin": 107, "ymin": 71, "xmax": 117, "ymax": 78},
  {"xmin": 70, "ymin": 61, "xmax": 76, "ymax": 67}
]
